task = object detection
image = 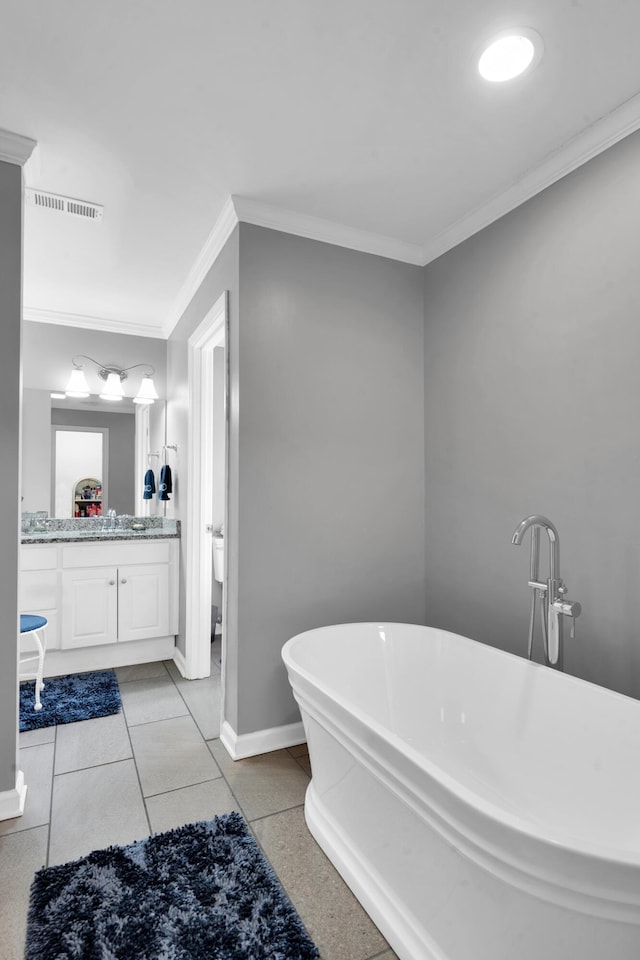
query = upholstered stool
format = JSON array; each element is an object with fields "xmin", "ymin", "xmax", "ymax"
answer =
[{"xmin": 19, "ymin": 614, "xmax": 48, "ymax": 711}]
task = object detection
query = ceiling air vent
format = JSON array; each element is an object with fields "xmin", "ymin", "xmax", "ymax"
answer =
[{"xmin": 25, "ymin": 188, "xmax": 104, "ymax": 221}]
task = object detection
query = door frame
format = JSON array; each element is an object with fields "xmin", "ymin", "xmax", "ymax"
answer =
[{"xmin": 184, "ymin": 290, "xmax": 228, "ymax": 678}]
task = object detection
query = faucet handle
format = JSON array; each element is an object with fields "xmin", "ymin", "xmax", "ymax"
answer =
[
  {"xmin": 552, "ymin": 598, "xmax": 581, "ymax": 641},
  {"xmin": 554, "ymin": 599, "xmax": 581, "ymax": 619}
]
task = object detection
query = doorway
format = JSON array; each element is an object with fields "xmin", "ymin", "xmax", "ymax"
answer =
[
  {"xmin": 52, "ymin": 426, "xmax": 108, "ymax": 518},
  {"xmin": 184, "ymin": 291, "xmax": 228, "ymax": 685}
]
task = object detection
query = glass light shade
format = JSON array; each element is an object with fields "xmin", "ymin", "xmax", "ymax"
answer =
[
  {"xmin": 99, "ymin": 372, "xmax": 125, "ymax": 401},
  {"xmin": 65, "ymin": 367, "xmax": 90, "ymax": 398},
  {"xmin": 133, "ymin": 375, "xmax": 159, "ymax": 404},
  {"xmin": 478, "ymin": 31, "xmax": 540, "ymax": 82}
]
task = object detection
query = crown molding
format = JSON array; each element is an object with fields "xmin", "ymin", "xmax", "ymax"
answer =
[
  {"xmin": 0, "ymin": 129, "xmax": 37, "ymax": 166},
  {"xmin": 162, "ymin": 196, "xmax": 239, "ymax": 338},
  {"xmin": 232, "ymin": 195, "xmax": 425, "ymax": 266},
  {"xmin": 159, "ymin": 92, "xmax": 640, "ymax": 339},
  {"xmin": 420, "ymin": 90, "xmax": 640, "ymax": 265},
  {"xmin": 23, "ymin": 306, "xmax": 166, "ymax": 339}
]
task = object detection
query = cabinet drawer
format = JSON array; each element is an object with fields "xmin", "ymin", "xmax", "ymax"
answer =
[
  {"xmin": 61, "ymin": 541, "xmax": 171, "ymax": 568},
  {"xmin": 20, "ymin": 570, "xmax": 57, "ymax": 610},
  {"xmin": 21, "ymin": 546, "xmax": 58, "ymax": 571}
]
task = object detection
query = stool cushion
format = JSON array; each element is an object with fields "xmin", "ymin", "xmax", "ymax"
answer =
[{"xmin": 20, "ymin": 614, "xmax": 48, "ymax": 633}]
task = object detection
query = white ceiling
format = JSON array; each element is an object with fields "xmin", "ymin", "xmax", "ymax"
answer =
[{"xmin": 2, "ymin": 0, "xmax": 640, "ymax": 339}]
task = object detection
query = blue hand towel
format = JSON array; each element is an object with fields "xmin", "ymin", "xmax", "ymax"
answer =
[
  {"xmin": 143, "ymin": 468, "xmax": 156, "ymax": 500},
  {"xmin": 158, "ymin": 464, "xmax": 172, "ymax": 501}
]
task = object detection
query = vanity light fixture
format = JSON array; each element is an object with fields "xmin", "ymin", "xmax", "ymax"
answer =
[
  {"xmin": 478, "ymin": 28, "xmax": 543, "ymax": 82},
  {"xmin": 133, "ymin": 375, "xmax": 159, "ymax": 404},
  {"xmin": 64, "ymin": 355, "xmax": 158, "ymax": 404}
]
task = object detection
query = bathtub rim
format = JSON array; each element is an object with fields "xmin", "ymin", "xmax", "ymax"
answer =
[{"xmin": 282, "ymin": 622, "xmax": 640, "ymax": 919}]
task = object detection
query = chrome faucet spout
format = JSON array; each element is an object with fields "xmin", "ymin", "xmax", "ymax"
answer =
[{"xmin": 511, "ymin": 514, "xmax": 559, "ymax": 580}]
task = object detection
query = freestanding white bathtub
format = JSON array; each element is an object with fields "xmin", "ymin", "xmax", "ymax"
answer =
[{"xmin": 281, "ymin": 622, "xmax": 640, "ymax": 960}]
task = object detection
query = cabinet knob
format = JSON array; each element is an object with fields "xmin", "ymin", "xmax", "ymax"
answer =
[
  {"xmin": 121, "ymin": 578, "xmax": 127, "ymax": 584},
  {"xmin": 109, "ymin": 580, "xmax": 115, "ymax": 586}
]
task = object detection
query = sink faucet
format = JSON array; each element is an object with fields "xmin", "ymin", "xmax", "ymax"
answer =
[
  {"xmin": 103, "ymin": 508, "xmax": 117, "ymax": 531},
  {"xmin": 511, "ymin": 515, "xmax": 581, "ymax": 668}
]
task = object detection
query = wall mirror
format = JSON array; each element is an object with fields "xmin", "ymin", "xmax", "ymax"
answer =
[{"xmin": 22, "ymin": 390, "xmax": 166, "ymax": 519}]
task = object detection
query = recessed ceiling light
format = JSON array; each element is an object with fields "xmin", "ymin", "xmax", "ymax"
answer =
[{"xmin": 478, "ymin": 28, "xmax": 543, "ymax": 82}]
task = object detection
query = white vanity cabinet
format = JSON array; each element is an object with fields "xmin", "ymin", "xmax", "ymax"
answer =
[
  {"xmin": 20, "ymin": 545, "xmax": 60, "ymax": 652},
  {"xmin": 20, "ymin": 538, "xmax": 178, "ymax": 674}
]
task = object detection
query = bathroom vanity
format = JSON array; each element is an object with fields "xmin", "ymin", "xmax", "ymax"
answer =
[{"xmin": 20, "ymin": 520, "xmax": 179, "ymax": 676}]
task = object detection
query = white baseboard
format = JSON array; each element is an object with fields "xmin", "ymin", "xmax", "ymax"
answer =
[
  {"xmin": 0, "ymin": 769, "xmax": 27, "ymax": 822},
  {"xmin": 220, "ymin": 718, "xmax": 306, "ymax": 759},
  {"xmin": 43, "ymin": 637, "xmax": 176, "ymax": 677}
]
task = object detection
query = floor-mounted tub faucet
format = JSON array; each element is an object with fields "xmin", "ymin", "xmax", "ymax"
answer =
[{"xmin": 511, "ymin": 515, "xmax": 581, "ymax": 669}]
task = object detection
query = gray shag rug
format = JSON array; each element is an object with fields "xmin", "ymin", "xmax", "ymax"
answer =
[
  {"xmin": 20, "ymin": 669, "xmax": 121, "ymax": 732},
  {"xmin": 25, "ymin": 812, "xmax": 321, "ymax": 960}
]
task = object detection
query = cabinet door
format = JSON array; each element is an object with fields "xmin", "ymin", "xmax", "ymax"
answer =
[
  {"xmin": 61, "ymin": 567, "xmax": 118, "ymax": 648},
  {"xmin": 117, "ymin": 564, "xmax": 170, "ymax": 643}
]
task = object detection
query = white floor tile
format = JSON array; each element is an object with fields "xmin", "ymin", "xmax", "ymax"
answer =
[
  {"xmin": 119, "ymin": 676, "xmax": 189, "ymax": 726},
  {"xmin": 146, "ymin": 779, "xmax": 239, "ymax": 835},
  {"xmin": 129, "ymin": 714, "xmax": 221, "ymax": 796},
  {"xmin": 48, "ymin": 759, "xmax": 149, "ymax": 865},
  {"xmin": 0, "ymin": 826, "xmax": 48, "ymax": 960},
  {"xmin": 55, "ymin": 712, "xmax": 132, "ymax": 774}
]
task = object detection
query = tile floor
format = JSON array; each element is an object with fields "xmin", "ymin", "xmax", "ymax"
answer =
[{"xmin": 0, "ymin": 640, "xmax": 397, "ymax": 960}]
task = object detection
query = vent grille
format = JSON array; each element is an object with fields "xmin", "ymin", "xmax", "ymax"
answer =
[{"xmin": 25, "ymin": 188, "xmax": 103, "ymax": 221}]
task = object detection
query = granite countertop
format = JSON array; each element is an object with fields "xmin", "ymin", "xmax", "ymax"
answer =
[{"xmin": 21, "ymin": 518, "xmax": 180, "ymax": 545}]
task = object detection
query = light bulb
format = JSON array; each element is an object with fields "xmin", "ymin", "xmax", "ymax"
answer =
[
  {"xmin": 133, "ymin": 375, "xmax": 159, "ymax": 404},
  {"xmin": 99, "ymin": 372, "xmax": 124, "ymax": 401},
  {"xmin": 478, "ymin": 29, "xmax": 542, "ymax": 82},
  {"xmin": 65, "ymin": 367, "xmax": 90, "ymax": 398}
]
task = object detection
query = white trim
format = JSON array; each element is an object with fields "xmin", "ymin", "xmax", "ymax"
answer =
[
  {"xmin": 420, "ymin": 90, "xmax": 640, "ymax": 265},
  {"xmin": 232, "ymin": 195, "xmax": 424, "ymax": 265},
  {"xmin": 0, "ymin": 129, "xmax": 37, "ymax": 166},
  {"xmin": 42, "ymin": 637, "xmax": 176, "ymax": 676},
  {"xmin": 163, "ymin": 198, "xmax": 238, "ymax": 338},
  {"xmin": 134, "ymin": 404, "xmax": 149, "ymax": 517},
  {"xmin": 184, "ymin": 291, "xmax": 228, "ymax": 679},
  {"xmin": 182, "ymin": 94, "xmax": 640, "ymax": 289},
  {"xmin": 28, "ymin": 87, "xmax": 640, "ymax": 347},
  {"xmin": 172, "ymin": 644, "xmax": 189, "ymax": 678},
  {"xmin": 0, "ymin": 770, "xmax": 27, "ymax": 821},
  {"xmin": 23, "ymin": 306, "xmax": 166, "ymax": 339},
  {"xmin": 220, "ymin": 719, "xmax": 307, "ymax": 760}
]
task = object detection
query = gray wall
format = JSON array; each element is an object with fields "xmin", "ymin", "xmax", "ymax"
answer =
[
  {"xmin": 51, "ymin": 408, "xmax": 136, "ymax": 515},
  {"xmin": 0, "ymin": 160, "xmax": 22, "ymax": 794},
  {"xmin": 423, "ymin": 128, "xmax": 640, "ymax": 698},
  {"xmin": 235, "ymin": 224, "xmax": 426, "ymax": 734},
  {"xmin": 167, "ymin": 223, "xmax": 426, "ymax": 738}
]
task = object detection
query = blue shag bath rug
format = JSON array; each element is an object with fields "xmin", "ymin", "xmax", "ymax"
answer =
[
  {"xmin": 20, "ymin": 669, "xmax": 121, "ymax": 732},
  {"xmin": 25, "ymin": 812, "xmax": 321, "ymax": 960}
]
